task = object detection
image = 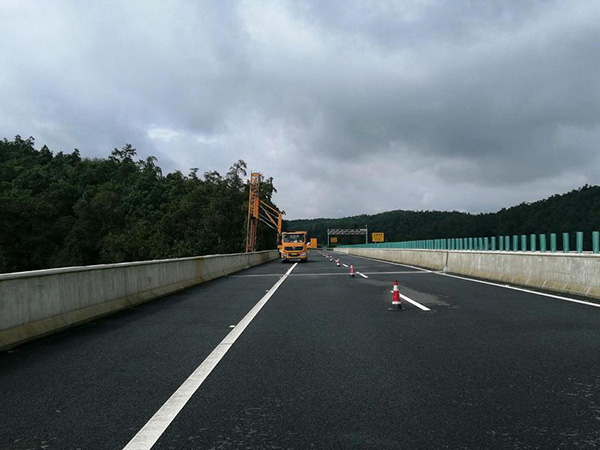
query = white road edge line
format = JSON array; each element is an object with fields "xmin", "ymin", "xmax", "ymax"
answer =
[
  {"xmin": 342, "ymin": 264, "xmax": 348, "ymax": 267},
  {"xmin": 364, "ymin": 271, "xmax": 442, "ymax": 275},
  {"xmin": 122, "ymin": 263, "xmax": 299, "ymax": 450},
  {"xmin": 347, "ymin": 253, "xmax": 600, "ymax": 309},
  {"xmin": 342, "ymin": 253, "xmax": 433, "ymax": 273},
  {"xmin": 234, "ymin": 271, "xmax": 436, "ymax": 278},
  {"xmin": 357, "ymin": 272, "xmax": 369, "ymax": 279},
  {"xmin": 440, "ymin": 272, "xmax": 600, "ymax": 309},
  {"xmin": 400, "ymin": 293, "xmax": 431, "ymax": 311}
]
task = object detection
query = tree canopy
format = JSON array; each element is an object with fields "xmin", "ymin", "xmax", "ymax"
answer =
[
  {"xmin": 0, "ymin": 136, "xmax": 279, "ymax": 273},
  {"xmin": 287, "ymin": 185, "xmax": 600, "ymax": 247}
]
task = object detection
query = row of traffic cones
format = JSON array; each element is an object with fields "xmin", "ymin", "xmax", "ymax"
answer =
[
  {"xmin": 321, "ymin": 252, "xmax": 402, "ymax": 311},
  {"xmin": 321, "ymin": 252, "xmax": 355, "ymax": 277}
]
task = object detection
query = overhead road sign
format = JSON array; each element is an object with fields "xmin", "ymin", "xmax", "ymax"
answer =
[
  {"xmin": 327, "ymin": 227, "xmax": 368, "ymax": 246},
  {"xmin": 372, "ymin": 232, "xmax": 384, "ymax": 243},
  {"xmin": 328, "ymin": 229, "xmax": 366, "ymax": 235}
]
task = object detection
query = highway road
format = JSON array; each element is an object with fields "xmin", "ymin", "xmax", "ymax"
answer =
[{"xmin": 2, "ymin": 251, "xmax": 600, "ymax": 449}]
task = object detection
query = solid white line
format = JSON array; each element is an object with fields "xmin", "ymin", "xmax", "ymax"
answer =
[
  {"xmin": 122, "ymin": 263, "xmax": 298, "ymax": 450},
  {"xmin": 230, "ymin": 273, "xmax": 289, "ymax": 278},
  {"xmin": 234, "ymin": 271, "xmax": 436, "ymax": 278},
  {"xmin": 400, "ymin": 293, "xmax": 431, "ymax": 311},
  {"xmin": 349, "ymin": 253, "xmax": 600, "ymax": 309},
  {"xmin": 364, "ymin": 271, "xmax": 442, "ymax": 275},
  {"xmin": 357, "ymin": 272, "xmax": 369, "ymax": 279},
  {"xmin": 342, "ymin": 263, "xmax": 349, "ymax": 268},
  {"xmin": 342, "ymin": 253, "xmax": 433, "ymax": 272},
  {"xmin": 440, "ymin": 272, "xmax": 600, "ymax": 309}
]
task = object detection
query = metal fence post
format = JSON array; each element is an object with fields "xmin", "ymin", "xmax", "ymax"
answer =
[
  {"xmin": 576, "ymin": 232, "xmax": 583, "ymax": 253},
  {"xmin": 593, "ymin": 231, "xmax": 600, "ymax": 254},
  {"xmin": 499, "ymin": 236, "xmax": 504, "ymax": 251},
  {"xmin": 491, "ymin": 236, "xmax": 497, "ymax": 251},
  {"xmin": 530, "ymin": 234, "xmax": 536, "ymax": 252},
  {"xmin": 521, "ymin": 235, "xmax": 527, "ymax": 252},
  {"xmin": 540, "ymin": 234, "xmax": 546, "ymax": 253},
  {"xmin": 563, "ymin": 233, "xmax": 569, "ymax": 253},
  {"xmin": 505, "ymin": 236, "xmax": 510, "ymax": 251},
  {"xmin": 550, "ymin": 233, "xmax": 557, "ymax": 252},
  {"xmin": 513, "ymin": 235, "xmax": 519, "ymax": 251}
]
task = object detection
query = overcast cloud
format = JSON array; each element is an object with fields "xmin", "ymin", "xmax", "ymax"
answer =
[{"xmin": 1, "ymin": 0, "xmax": 599, "ymax": 218}]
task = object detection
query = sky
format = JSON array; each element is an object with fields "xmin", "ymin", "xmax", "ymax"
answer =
[{"xmin": 1, "ymin": 0, "xmax": 599, "ymax": 219}]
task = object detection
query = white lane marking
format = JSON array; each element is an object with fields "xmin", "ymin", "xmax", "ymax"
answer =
[
  {"xmin": 342, "ymin": 264, "xmax": 348, "ymax": 268},
  {"xmin": 229, "ymin": 273, "xmax": 289, "ymax": 278},
  {"xmin": 349, "ymin": 254, "xmax": 600, "ymax": 309},
  {"xmin": 440, "ymin": 272, "xmax": 600, "ymax": 309},
  {"xmin": 400, "ymin": 293, "xmax": 431, "ymax": 311},
  {"xmin": 232, "ymin": 271, "xmax": 437, "ymax": 278},
  {"xmin": 357, "ymin": 272, "xmax": 369, "ymax": 279},
  {"xmin": 122, "ymin": 263, "xmax": 298, "ymax": 450},
  {"xmin": 342, "ymin": 253, "xmax": 432, "ymax": 272},
  {"xmin": 364, "ymin": 271, "xmax": 442, "ymax": 275}
]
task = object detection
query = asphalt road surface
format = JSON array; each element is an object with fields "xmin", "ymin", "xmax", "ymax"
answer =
[{"xmin": 2, "ymin": 251, "xmax": 600, "ymax": 450}]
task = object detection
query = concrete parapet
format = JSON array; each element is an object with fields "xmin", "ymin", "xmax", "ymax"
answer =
[
  {"xmin": 0, "ymin": 251, "xmax": 278, "ymax": 351},
  {"xmin": 335, "ymin": 248, "xmax": 600, "ymax": 300},
  {"xmin": 334, "ymin": 248, "xmax": 446, "ymax": 271}
]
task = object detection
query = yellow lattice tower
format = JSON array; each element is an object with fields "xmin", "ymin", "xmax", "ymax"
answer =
[{"xmin": 245, "ymin": 172, "xmax": 261, "ymax": 252}]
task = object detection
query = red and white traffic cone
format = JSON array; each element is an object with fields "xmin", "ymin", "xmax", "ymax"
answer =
[
  {"xmin": 349, "ymin": 264, "xmax": 355, "ymax": 277},
  {"xmin": 336, "ymin": 259, "xmax": 340, "ymax": 267},
  {"xmin": 389, "ymin": 280, "xmax": 403, "ymax": 311}
]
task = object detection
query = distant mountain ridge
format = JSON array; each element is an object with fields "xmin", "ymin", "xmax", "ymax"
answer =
[{"xmin": 286, "ymin": 185, "xmax": 600, "ymax": 246}]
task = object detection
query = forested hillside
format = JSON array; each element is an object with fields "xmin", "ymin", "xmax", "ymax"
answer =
[
  {"xmin": 0, "ymin": 136, "xmax": 279, "ymax": 273},
  {"xmin": 287, "ymin": 185, "xmax": 600, "ymax": 246}
]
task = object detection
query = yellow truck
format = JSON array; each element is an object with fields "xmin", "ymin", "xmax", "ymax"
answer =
[
  {"xmin": 306, "ymin": 238, "xmax": 318, "ymax": 249},
  {"xmin": 280, "ymin": 231, "xmax": 308, "ymax": 262}
]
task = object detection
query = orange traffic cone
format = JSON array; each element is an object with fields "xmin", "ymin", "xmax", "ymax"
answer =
[{"xmin": 389, "ymin": 280, "xmax": 403, "ymax": 311}]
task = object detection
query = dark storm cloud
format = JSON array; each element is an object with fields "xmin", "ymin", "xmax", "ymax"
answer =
[{"xmin": 1, "ymin": 0, "xmax": 599, "ymax": 218}]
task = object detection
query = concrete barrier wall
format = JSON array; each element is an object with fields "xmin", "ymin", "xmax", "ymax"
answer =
[
  {"xmin": 335, "ymin": 248, "xmax": 600, "ymax": 299},
  {"xmin": 334, "ymin": 248, "xmax": 447, "ymax": 271},
  {"xmin": 0, "ymin": 250, "xmax": 278, "ymax": 350}
]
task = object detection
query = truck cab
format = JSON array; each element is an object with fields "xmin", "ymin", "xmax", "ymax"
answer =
[{"xmin": 281, "ymin": 231, "xmax": 308, "ymax": 262}]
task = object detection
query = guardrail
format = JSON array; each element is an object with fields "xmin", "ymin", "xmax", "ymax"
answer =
[
  {"xmin": 0, "ymin": 250, "xmax": 278, "ymax": 351},
  {"xmin": 343, "ymin": 231, "xmax": 600, "ymax": 253}
]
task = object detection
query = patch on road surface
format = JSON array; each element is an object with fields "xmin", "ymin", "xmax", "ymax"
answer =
[
  {"xmin": 398, "ymin": 286, "xmax": 450, "ymax": 308},
  {"xmin": 362, "ymin": 278, "xmax": 450, "ymax": 308}
]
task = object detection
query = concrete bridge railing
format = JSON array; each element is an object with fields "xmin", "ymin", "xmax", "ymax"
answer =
[
  {"xmin": 335, "ymin": 248, "xmax": 600, "ymax": 300},
  {"xmin": 0, "ymin": 250, "xmax": 278, "ymax": 351}
]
